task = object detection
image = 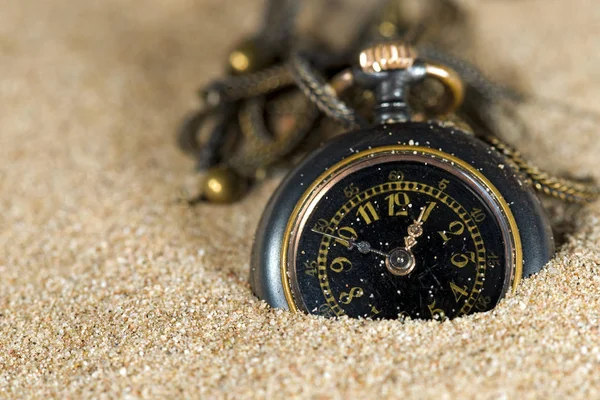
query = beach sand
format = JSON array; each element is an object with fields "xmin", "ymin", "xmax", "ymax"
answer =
[{"xmin": 1, "ymin": 0, "xmax": 599, "ymax": 398}]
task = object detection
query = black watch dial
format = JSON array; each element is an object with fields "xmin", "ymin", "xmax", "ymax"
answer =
[{"xmin": 284, "ymin": 148, "xmax": 520, "ymax": 320}]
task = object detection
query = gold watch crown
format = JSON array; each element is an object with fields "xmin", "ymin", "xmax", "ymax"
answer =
[{"xmin": 359, "ymin": 42, "xmax": 418, "ymax": 73}]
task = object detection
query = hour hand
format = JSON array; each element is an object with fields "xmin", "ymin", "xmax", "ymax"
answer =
[
  {"xmin": 386, "ymin": 206, "xmax": 427, "ymax": 277},
  {"xmin": 403, "ymin": 206, "xmax": 426, "ymax": 250},
  {"xmin": 310, "ymin": 229, "xmax": 388, "ymax": 257}
]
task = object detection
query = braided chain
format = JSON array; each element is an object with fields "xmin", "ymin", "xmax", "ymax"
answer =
[
  {"xmin": 203, "ymin": 64, "xmax": 295, "ymax": 103},
  {"xmin": 180, "ymin": 0, "xmax": 600, "ymax": 204},
  {"xmin": 290, "ymin": 53, "xmax": 367, "ymax": 130},
  {"xmin": 228, "ymin": 95, "xmax": 319, "ymax": 175},
  {"xmin": 289, "ymin": 52, "xmax": 600, "ymax": 203},
  {"xmin": 480, "ymin": 136, "xmax": 600, "ymax": 203}
]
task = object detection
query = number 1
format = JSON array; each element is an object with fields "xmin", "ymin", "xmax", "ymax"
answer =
[{"xmin": 421, "ymin": 201, "xmax": 437, "ymax": 222}]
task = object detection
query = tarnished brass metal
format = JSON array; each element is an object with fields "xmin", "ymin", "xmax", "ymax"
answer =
[
  {"xmin": 359, "ymin": 42, "xmax": 418, "ymax": 73},
  {"xmin": 423, "ymin": 62, "xmax": 464, "ymax": 115},
  {"xmin": 228, "ymin": 39, "xmax": 274, "ymax": 75},
  {"xmin": 201, "ymin": 167, "xmax": 247, "ymax": 203},
  {"xmin": 328, "ymin": 69, "xmax": 355, "ymax": 96},
  {"xmin": 358, "ymin": 42, "xmax": 464, "ymax": 117}
]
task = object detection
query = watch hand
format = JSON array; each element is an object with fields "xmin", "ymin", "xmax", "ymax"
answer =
[
  {"xmin": 403, "ymin": 206, "xmax": 426, "ymax": 250},
  {"xmin": 387, "ymin": 206, "xmax": 427, "ymax": 277},
  {"xmin": 310, "ymin": 229, "xmax": 388, "ymax": 257},
  {"xmin": 311, "ymin": 229, "xmax": 352, "ymax": 247}
]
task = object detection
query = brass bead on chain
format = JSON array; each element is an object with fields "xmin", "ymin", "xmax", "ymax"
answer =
[
  {"xmin": 197, "ymin": 39, "xmax": 275, "ymax": 203},
  {"xmin": 228, "ymin": 38, "xmax": 276, "ymax": 75},
  {"xmin": 200, "ymin": 167, "xmax": 248, "ymax": 204}
]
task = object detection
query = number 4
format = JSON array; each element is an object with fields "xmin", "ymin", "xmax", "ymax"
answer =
[{"xmin": 449, "ymin": 281, "xmax": 468, "ymax": 302}]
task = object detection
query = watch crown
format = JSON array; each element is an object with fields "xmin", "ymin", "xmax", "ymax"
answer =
[{"xmin": 359, "ymin": 42, "xmax": 418, "ymax": 73}]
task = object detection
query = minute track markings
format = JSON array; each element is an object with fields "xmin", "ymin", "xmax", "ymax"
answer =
[
  {"xmin": 315, "ymin": 180, "xmax": 487, "ymax": 317},
  {"xmin": 280, "ymin": 147, "xmax": 523, "ymax": 318}
]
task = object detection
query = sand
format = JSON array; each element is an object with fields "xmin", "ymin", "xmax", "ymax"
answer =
[{"xmin": 1, "ymin": 0, "xmax": 599, "ymax": 398}]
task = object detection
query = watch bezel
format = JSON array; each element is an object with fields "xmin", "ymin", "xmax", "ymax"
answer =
[{"xmin": 281, "ymin": 146, "xmax": 522, "ymax": 314}]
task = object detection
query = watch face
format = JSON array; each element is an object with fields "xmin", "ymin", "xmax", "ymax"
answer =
[{"xmin": 283, "ymin": 146, "xmax": 521, "ymax": 320}]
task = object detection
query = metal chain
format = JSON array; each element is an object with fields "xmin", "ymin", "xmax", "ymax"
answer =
[
  {"xmin": 229, "ymin": 95, "xmax": 319, "ymax": 175},
  {"xmin": 414, "ymin": 46, "xmax": 600, "ymax": 203},
  {"xmin": 417, "ymin": 45, "xmax": 523, "ymax": 103},
  {"xmin": 202, "ymin": 64, "xmax": 295, "ymax": 104},
  {"xmin": 259, "ymin": 0, "xmax": 298, "ymax": 52},
  {"xmin": 290, "ymin": 52, "xmax": 367, "ymax": 130},
  {"xmin": 180, "ymin": 0, "xmax": 600, "ymax": 203},
  {"xmin": 286, "ymin": 50, "xmax": 600, "ymax": 203},
  {"xmin": 480, "ymin": 136, "xmax": 600, "ymax": 203}
]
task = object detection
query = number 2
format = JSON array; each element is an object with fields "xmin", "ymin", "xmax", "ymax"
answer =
[
  {"xmin": 385, "ymin": 192, "xmax": 410, "ymax": 216},
  {"xmin": 451, "ymin": 252, "xmax": 475, "ymax": 268}
]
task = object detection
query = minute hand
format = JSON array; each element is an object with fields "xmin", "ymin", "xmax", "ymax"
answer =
[{"xmin": 311, "ymin": 229, "xmax": 389, "ymax": 257}]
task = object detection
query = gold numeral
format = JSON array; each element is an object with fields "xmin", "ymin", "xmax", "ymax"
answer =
[
  {"xmin": 336, "ymin": 227, "xmax": 358, "ymax": 246},
  {"xmin": 370, "ymin": 305, "xmax": 381, "ymax": 316},
  {"xmin": 438, "ymin": 221, "xmax": 465, "ymax": 242},
  {"xmin": 304, "ymin": 261, "xmax": 317, "ymax": 277},
  {"xmin": 330, "ymin": 257, "xmax": 352, "ymax": 273},
  {"xmin": 421, "ymin": 201, "xmax": 437, "ymax": 222},
  {"xmin": 313, "ymin": 218, "xmax": 329, "ymax": 233},
  {"xmin": 317, "ymin": 303, "xmax": 334, "ymax": 317},
  {"xmin": 438, "ymin": 179, "xmax": 450, "ymax": 190},
  {"xmin": 388, "ymin": 170, "xmax": 404, "ymax": 181},
  {"xmin": 475, "ymin": 295, "xmax": 492, "ymax": 311},
  {"xmin": 343, "ymin": 183, "xmax": 360, "ymax": 198},
  {"xmin": 427, "ymin": 300, "xmax": 446, "ymax": 320},
  {"xmin": 385, "ymin": 192, "xmax": 410, "ymax": 216},
  {"xmin": 471, "ymin": 207, "xmax": 486, "ymax": 222},
  {"xmin": 357, "ymin": 201, "xmax": 380, "ymax": 225},
  {"xmin": 449, "ymin": 281, "xmax": 469, "ymax": 302},
  {"xmin": 399, "ymin": 311, "xmax": 411, "ymax": 320},
  {"xmin": 450, "ymin": 251, "xmax": 476, "ymax": 268},
  {"xmin": 487, "ymin": 252, "xmax": 500, "ymax": 268},
  {"xmin": 339, "ymin": 287, "xmax": 364, "ymax": 304}
]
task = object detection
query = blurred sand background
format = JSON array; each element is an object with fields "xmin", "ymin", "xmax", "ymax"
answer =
[{"xmin": 1, "ymin": 0, "xmax": 599, "ymax": 398}]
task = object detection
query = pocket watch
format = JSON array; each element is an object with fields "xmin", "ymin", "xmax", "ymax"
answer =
[
  {"xmin": 249, "ymin": 42, "xmax": 555, "ymax": 320},
  {"xmin": 178, "ymin": 1, "xmax": 600, "ymax": 320}
]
